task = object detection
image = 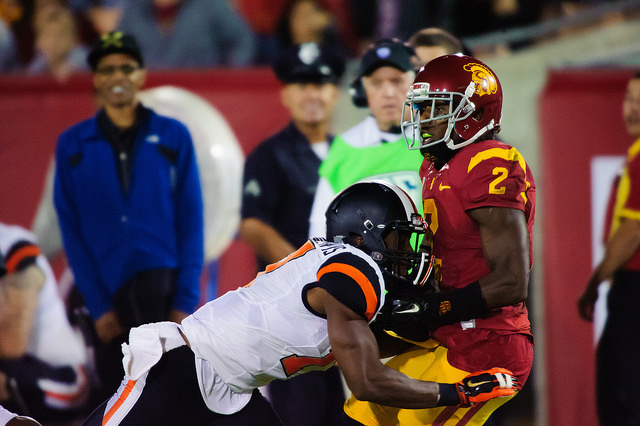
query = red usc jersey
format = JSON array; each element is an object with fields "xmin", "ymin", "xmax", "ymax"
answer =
[{"xmin": 420, "ymin": 139, "xmax": 536, "ymax": 342}]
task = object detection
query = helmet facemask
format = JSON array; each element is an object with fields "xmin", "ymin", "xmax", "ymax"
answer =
[
  {"xmin": 371, "ymin": 213, "xmax": 434, "ymax": 288},
  {"xmin": 402, "ymin": 81, "xmax": 479, "ymax": 152}
]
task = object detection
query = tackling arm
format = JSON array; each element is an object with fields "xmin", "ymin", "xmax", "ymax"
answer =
[
  {"xmin": 310, "ymin": 287, "xmax": 517, "ymax": 408},
  {"xmin": 320, "ymin": 287, "xmax": 440, "ymax": 408}
]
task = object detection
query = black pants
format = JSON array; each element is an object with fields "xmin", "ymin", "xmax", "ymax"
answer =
[
  {"xmin": 95, "ymin": 268, "xmax": 178, "ymax": 401},
  {"xmin": 596, "ymin": 270, "xmax": 640, "ymax": 426},
  {"xmin": 83, "ymin": 346, "xmax": 282, "ymax": 426},
  {"xmin": 268, "ymin": 368, "xmax": 345, "ymax": 426}
]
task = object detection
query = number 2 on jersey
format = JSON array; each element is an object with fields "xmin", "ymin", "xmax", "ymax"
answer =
[{"xmin": 489, "ymin": 167, "xmax": 508, "ymax": 194}]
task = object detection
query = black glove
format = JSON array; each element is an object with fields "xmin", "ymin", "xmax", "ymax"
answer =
[{"xmin": 373, "ymin": 285, "xmax": 432, "ymax": 342}]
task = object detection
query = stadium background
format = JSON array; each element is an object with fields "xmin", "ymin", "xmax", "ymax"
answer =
[{"xmin": 2, "ymin": 14, "xmax": 640, "ymax": 426}]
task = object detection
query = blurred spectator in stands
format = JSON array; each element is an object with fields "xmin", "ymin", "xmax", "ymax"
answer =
[
  {"xmin": 348, "ymin": 0, "xmax": 456, "ymax": 50},
  {"xmin": 54, "ymin": 31, "xmax": 204, "ymax": 402},
  {"xmin": 451, "ymin": 0, "xmax": 544, "ymax": 49},
  {"xmin": 117, "ymin": 0, "xmax": 255, "ymax": 69},
  {"xmin": 67, "ymin": 0, "xmax": 125, "ymax": 34},
  {"xmin": 27, "ymin": 4, "xmax": 89, "ymax": 82},
  {"xmin": 66, "ymin": 0, "xmax": 123, "ymax": 45},
  {"xmin": 0, "ymin": 0, "xmax": 21, "ymax": 72},
  {"xmin": 235, "ymin": 0, "xmax": 286, "ymax": 64},
  {"xmin": 408, "ymin": 26, "xmax": 465, "ymax": 70},
  {"xmin": 0, "ymin": 223, "xmax": 90, "ymax": 424},
  {"xmin": 274, "ymin": 0, "xmax": 345, "ymax": 58}
]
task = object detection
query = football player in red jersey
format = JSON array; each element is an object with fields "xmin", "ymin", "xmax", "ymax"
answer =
[{"xmin": 343, "ymin": 55, "xmax": 536, "ymax": 425}]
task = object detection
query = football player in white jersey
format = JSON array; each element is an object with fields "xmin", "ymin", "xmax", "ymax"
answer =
[
  {"xmin": 0, "ymin": 224, "xmax": 89, "ymax": 423},
  {"xmin": 82, "ymin": 181, "xmax": 517, "ymax": 426}
]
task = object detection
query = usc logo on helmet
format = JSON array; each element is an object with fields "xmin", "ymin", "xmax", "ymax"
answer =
[{"xmin": 463, "ymin": 63, "xmax": 498, "ymax": 97}]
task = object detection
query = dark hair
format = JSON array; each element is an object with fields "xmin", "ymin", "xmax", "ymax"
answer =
[
  {"xmin": 276, "ymin": 0, "xmax": 323, "ymax": 47},
  {"xmin": 275, "ymin": 0, "xmax": 342, "ymax": 53},
  {"xmin": 408, "ymin": 28, "xmax": 463, "ymax": 55}
]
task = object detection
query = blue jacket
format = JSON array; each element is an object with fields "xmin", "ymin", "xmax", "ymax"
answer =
[{"xmin": 54, "ymin": 107, "xmax": 204, "ymax": 319}]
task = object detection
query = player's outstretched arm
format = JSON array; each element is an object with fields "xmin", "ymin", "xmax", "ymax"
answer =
[{"xmin": 311, "ymin": 287, "xmax": 517, "ymax": 408}]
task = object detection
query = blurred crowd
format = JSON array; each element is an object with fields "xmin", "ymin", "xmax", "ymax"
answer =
[{"xmin": 1, "ymin": 0, "xmax": 634, "ymax": 82}]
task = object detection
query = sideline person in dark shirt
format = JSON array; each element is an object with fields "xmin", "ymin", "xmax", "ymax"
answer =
[{"xmin": 239, "ymin": 42, "xmax": 345, "ymax": 426}]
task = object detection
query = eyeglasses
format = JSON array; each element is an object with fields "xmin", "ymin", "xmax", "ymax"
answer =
[{"xmin": 95, "ymin": 64, "xmax": 140, "ymax": 76}]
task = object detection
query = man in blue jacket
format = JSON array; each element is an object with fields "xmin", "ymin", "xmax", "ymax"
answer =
[{"xmin": 53, "ymin": 31, "xmax": 204, "ymax": 401}]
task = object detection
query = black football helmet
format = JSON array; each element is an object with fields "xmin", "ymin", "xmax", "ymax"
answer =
[{"xmin": 325, "ymin": 180, "xmax": 433, "ymax": 288}]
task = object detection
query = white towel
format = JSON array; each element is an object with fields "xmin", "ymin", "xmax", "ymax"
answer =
[{"xmin": 121, "ymin": 322, "xmax": 185, "ymax": 380}]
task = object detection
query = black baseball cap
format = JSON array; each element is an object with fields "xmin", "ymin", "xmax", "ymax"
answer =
[
  {"xmin": 273, "ymin": 43, "xmax": 346, "ymax": 85},
  {"xmin": 357, "ymin": 38, "xmax": 414, "ymax": 79},
  {"xmin": 88, "ymin": 31, "xmax": 144, "ymax": 71}
]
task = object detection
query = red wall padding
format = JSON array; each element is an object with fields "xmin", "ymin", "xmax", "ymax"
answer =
[{"xmin": 539, "ymin": 68, "xmax": 633, "ymax": 426}]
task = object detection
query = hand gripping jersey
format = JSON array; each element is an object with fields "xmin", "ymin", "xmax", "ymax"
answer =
[
  {"xmin": 420, "ymin": 139, "xmax": 536, "ymax": 338},
  {"xmin": 180, "ymin": 238, "xmax": 385, "ymax": 393}
]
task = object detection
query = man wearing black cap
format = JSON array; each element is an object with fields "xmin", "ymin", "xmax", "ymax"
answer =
[
  {"xmin": 54, "ymin": 31, "xmax": 204, "ymax": 401},
  {"xmin": 239, "ymin": 42, "xmax": 346, "ymax": 426},
  {"xmin": 308, "ymin": 38, "xmax": 423, "ymax": 239}
]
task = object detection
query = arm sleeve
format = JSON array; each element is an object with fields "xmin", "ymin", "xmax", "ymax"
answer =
[
  {"xmin": 308, "ymin": 178, "xmax": 335, "ymax": 240},
  {"xmin": 172, "ymin": 124, "xmax": 204, "ymax": 313},
  {"xmin": 53, "ymin": 136, "xmax": 112, "ymax": 319},
  {"xmin": 3, "ymin": 240, "xmax": 39, "ymax": 274},
  {"xmin": 316, "ymin": 252, "xmax": 383, "ymax": 322}
]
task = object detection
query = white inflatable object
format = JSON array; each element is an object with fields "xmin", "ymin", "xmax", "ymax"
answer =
[{"xmin": 138, "ymin": 86, "xmax": 244, "ymax": 261}]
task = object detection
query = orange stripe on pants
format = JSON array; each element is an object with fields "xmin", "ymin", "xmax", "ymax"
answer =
[{"xmin": 103, "ymin": 379, "xmax": 137, "ymax": 425}]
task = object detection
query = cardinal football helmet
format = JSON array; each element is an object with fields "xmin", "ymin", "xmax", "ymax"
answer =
[
  {"xmin": 401, "ymin": 54, "xmax": 503, "ymax": 151},
  {"xmin": 325, "ymin": 181, "xmax": 433, "ymax": 287}
]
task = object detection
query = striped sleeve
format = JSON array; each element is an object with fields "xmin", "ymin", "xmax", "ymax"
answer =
[
  {"xmin": 4, "ymin": 240, "xmax": 40, "ymax": 274},
  {"xmin": 316, "ymin": 252, "xmax": 382, "ymax": 321}
]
